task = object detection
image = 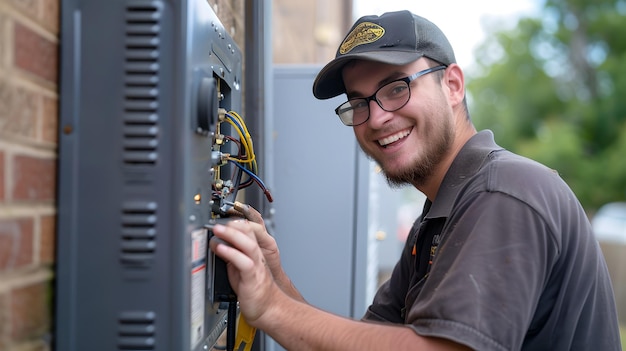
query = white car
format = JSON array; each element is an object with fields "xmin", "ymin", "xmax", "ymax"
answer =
[{"xmin": 591, "ymin": 202, "xmax": 626, "ymax": 244}]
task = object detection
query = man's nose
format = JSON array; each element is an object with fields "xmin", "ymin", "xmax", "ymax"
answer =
[{"xmin": 366, "ymin": 99, "xmax": 392, "ymax": 128}]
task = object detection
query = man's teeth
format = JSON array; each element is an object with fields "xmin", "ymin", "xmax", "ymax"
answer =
[{"xmin": 378, "ymin": 129, "xmax": 410, "ymax": 146}]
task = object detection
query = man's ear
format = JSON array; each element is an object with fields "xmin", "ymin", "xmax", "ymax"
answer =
[{"xmin": 444, "ymin": 64, "xmax": 465, "ymax": 106}]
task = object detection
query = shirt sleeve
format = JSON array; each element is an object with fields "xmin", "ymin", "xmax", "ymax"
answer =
[{"xmin": 405, "ymin": 191, "xmax": 559, "ymax": 351}]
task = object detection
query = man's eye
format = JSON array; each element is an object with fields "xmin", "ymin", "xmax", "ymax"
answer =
[
  {"xmin": 389, "ymin": 84, "xmax": 408, "ymax": 96},
  {"xmin": 351, "ymin": 100, "xmax": 368, "ymax": 109}
]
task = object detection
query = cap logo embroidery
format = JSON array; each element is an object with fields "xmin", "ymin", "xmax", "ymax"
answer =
[{"xmin": 339, "ymin": 22, "xmax": 385, "ymax": 54}]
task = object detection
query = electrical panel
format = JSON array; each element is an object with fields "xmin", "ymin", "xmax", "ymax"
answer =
[{"xmin": 56, "ymin": 1, "xmax": 260, "ymax": 350}]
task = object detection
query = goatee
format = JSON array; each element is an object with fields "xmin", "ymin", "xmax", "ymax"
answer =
[{"xmin": 379, "ymin": 127, "xmax": 453, "ymax": 189}]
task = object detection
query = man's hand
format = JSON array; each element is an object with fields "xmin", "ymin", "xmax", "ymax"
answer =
[
  {"xmin": 209, "ymin": 220, "xmax": 280, "ymax": 324},
  {"xmin": 225, "ymin": 203, "xmax": 305, "ymax": 301},
  {"xmin": 226, "ymin": 203, "xmax": 282, "ymax": 276}
]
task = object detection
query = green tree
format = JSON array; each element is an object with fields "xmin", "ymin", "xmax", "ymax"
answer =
[{"xmin": 467, "ymin": 0, "xmax": 626, "ymax": 211}]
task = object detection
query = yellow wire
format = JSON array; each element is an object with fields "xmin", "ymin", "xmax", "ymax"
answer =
[
  {"xmin": 226, "ymin": 111, "xmax": 258, "ymax": 173},
  {"xmin": 228, "ymin": 112, "xmax": 255, "ymax": 157},
  {"xmin": 224, "ymin": 118, "xmax": 254, "ymax": 164},
  {"xmin": 230, "ymin": 116, "xmax": 255, "ymax": 167},
  {"xmin": 229, "ymin": 111, "xmax": 254, "ymax": 149},
  {"xmin": 226, "ymin": 113, "xmax": 251, "ymax": 153}
]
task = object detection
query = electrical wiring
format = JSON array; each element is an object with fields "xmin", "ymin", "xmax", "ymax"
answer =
[
  {"xmin": 229, "ymin": 160, "xmax": 273, "ymax": 203},
  {"xmin": 212, "ymin": 110, "xmax": 272, "ymax": 203},
  {"xmin": 223, "ymin": 136, "xmax": 254, "ymax": 190},
  {"xmin": 224, "ymin": 112, "xmax": 257, "ymax": 172}
]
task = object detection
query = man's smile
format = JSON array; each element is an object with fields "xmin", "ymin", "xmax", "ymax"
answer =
[{"xmin": 377, "ymin": 127, "xmax": 412, "ymax": 147}]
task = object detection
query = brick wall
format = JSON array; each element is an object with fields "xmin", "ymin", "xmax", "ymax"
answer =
[{"xmin": 0, "ymin": 0, "xmax": 58, "ymax": 350}]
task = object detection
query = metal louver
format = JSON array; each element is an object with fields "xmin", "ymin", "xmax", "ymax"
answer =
[
  {"xmin": 118, "ymin": 311, "xmax": 156, "ymax": 350},
  {"xmin": 123, "ymin": 1, "xmax": 163, "ymax": 165},
  {"xmin": 121, "ymin": 200, "xmax": 157, "ymax": 264}
]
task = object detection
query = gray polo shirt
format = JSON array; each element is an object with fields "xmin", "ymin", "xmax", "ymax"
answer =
[{"xmin": 364, "ymin": 130, "xmax": 620, "ymax": 350}]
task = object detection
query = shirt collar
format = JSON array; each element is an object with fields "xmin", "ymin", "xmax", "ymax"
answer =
[{"xmin": 424, "ymin": 130, "xmax": 503, "ymax": 219}]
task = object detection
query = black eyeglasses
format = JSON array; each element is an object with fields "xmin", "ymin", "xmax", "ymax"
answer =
[{"xmin": 334, "ymin": 65, "xmax": 447, "ymax": 126}]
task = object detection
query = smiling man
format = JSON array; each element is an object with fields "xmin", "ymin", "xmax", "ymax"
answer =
[{"xmin": 209, "ymin": 10, "xmax": 621, "ymax": 350}]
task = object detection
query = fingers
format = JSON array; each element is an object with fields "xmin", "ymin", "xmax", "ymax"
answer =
[
  {"xmin": 234, "ymin": 202, "xmax": 264, "ymax": 224},
  {"xmin": 209, "ymin": 218, "xmax": 281, "ymax": 281},
  {"xmin": 225, "ymin": 219, "xmax": 275, "ymax": 248},
  {"xmin": 223, "ymin": 202, "xmax": 274, "ymax": 249},
  {"xmin": 226, "ymin": 202, "xmax": 265, "ymax": 225},
  {"xmin": 209, "ymin": 223, "xmax": 260, "ymax": 270}
]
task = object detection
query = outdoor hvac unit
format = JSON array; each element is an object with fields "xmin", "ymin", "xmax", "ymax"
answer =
[{"xmin": 56, "ymin": 1, "xmax": 249, "ymax": 350}]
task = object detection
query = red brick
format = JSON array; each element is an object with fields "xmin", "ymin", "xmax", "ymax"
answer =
[
  {"xmin": 40, "ymin": 0, "xmax": 59, "ymax": 34},
  {"xmin": 41, "ymin": 96, "xmax": 57, "ymax": 144},
  {"xmin": 8, "ymin": 0, "xmax": 39, "ymax": 22},
  {"xmin": 0, "ymin": 217, "xmax": 34, "ymax": 271},
  {"xmin": 13, "ymin": 22, "xmax": 58, "ymax": 83},
  {"xmin": 0, "ymin": 151, "xmax": 5, "ymax": 200},
  {"xmin": 0, "ymin": 79, "xmax": 39, "ymax": 140},
  {"xmin": 10, "ymin": 281, "xmax": 50, "ymax": 341},
  {"xmin": 0, "ymin": 291, "xmax": 8, "ymax": 350},
  {"xmin": 39, "ymin": 215, "xmax": 55, "ymax": 265},
  {"xmin": 12, "ymin": 155, "xmax": 56, "ymax": 202}
]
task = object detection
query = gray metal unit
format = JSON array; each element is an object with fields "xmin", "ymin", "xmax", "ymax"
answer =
[
  {"xmin": 266, "ymin": 66, "xmax": 371, "ymax": 350},
  {"xmin": 56, "ymin": 1, "xmax": 242, "ymax": 350}
]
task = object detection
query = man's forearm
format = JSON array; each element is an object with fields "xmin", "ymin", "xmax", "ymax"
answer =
[{"xmin": 255, "ymin": 290, "xmax": 470, "ymax": 351}]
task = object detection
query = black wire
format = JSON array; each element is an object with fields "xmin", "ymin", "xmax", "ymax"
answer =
[{"xmin": 227, "ymin": 302, "xmax": 238, "ymax": 351}]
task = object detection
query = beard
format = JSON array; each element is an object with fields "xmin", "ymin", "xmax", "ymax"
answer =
[{"xmin": 368, "ymin": 115, "xmax": 454, "ymax": 189}]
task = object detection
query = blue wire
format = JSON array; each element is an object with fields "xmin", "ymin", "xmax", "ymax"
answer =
[
  {"xmin": 225, "ymin": 113, "xmax": 245, "ymax": 135},
  {"xmin": 229, "ymin": 160, "xmax": 268, "ymax": 191}
]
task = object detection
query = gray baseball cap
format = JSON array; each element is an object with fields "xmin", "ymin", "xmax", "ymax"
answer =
[{"xmin": 312, "ymin": 10, "xmax": 456, "ymax": 100}]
